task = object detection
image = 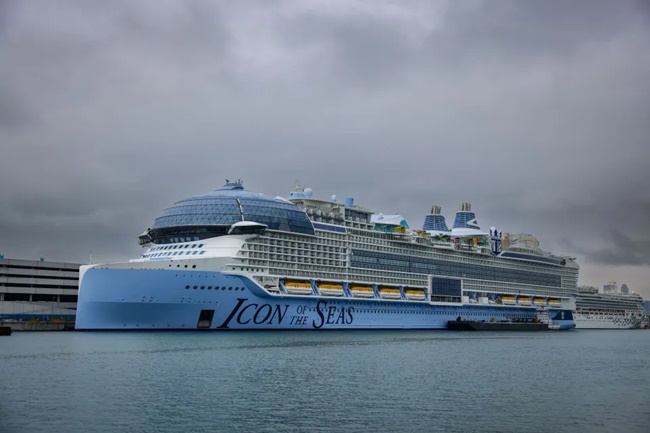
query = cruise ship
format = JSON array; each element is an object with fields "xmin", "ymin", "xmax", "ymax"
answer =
[
  {"xmin": 75, "ymin": 180, "xmax": 579, "ymax": 330},
  {"xmin": 574, "ymin": 286, "xmax": 645, "ymax": 329}
]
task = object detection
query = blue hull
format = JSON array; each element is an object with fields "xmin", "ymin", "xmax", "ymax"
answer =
[{"xmin": 76, "ymin": 268, "xmax": 575, "ymax": 331}]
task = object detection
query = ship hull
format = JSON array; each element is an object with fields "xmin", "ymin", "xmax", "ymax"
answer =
[
  {"xmin": 75, "ymin": 268, "xmax": 576, "ymax": 331},
  {"xmin": 574, "ymin": 312, "xmax": 643, "ymax": 329}
]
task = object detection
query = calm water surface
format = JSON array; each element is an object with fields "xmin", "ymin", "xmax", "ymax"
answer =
[{"xmin": 1, "ymin": 330, "xmax": 649, "ymax": 433}]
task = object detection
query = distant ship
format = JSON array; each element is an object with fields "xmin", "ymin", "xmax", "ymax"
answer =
[
  {"xmin": 574, "ymin": 286, "xmax": 645, "ymax": 329},
  {"xmin": 75, "ymin": 180, "xmax": 579, "ymax": 330}
]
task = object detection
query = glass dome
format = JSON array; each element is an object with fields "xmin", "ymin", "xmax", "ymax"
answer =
[{"xmin": 146, "ymin": 180, "xmax": 314, "ymax": 243}]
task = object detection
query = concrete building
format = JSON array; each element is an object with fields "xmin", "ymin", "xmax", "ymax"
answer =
[
  {"xmin": 0, "ymin": 257, "xmax": 81, "ymax": 323},
  {"xmin": 620, "ymin": 283, "xmax": 629, "ymax": 295}
]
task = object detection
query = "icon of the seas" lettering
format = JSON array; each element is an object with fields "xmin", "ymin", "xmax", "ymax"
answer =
[
  {"xmin": 218, "ymin": 298, "xmax": 289, "ymax": 329},
  {"xmin": 313, "ymin": 300, "xmax": 354, "ymax": 329},
  {"xmin": 217, "ymin": 298, "xmax": 355, "ymax": 329}
]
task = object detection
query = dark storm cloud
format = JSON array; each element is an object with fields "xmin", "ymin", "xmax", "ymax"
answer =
[
  {"xmin": 0, "ymin": 0, "xmax": 649, "ymax": 291},
  {"xmin": 575, "ymin": 229, "xmax": 650, "ymax": 267}
]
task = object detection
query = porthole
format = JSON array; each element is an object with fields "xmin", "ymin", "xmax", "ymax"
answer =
[
  {"xmin": 228, "ymin": 287, "xmax": 233, "ymax": 291},
  {"xmin": 208, "ymin": 286, "xmax": 212, "ymax": 290},
  {"xmin": 200, "ymin": 286, "xmax": 205, "ymax": 290},
  {"xmin": 185, "ymin": 285, "xmax": 190, "ymax": 289},
  {"xmin": 193, "ymin": 286, "xmax": 198, "ymax": 290},
  {"xmin": 192, "ymin": 265, "xmax": 196, "ymax": 269}
]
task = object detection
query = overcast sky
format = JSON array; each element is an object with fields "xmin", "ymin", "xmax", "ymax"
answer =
[{"xmin": 1, "ymin": 0, "xmax": 649, "ymax": 297}]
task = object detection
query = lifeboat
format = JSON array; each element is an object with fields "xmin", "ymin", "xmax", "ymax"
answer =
[
  {"xmin": 284, "ymin": 281, "xmax": 313, "ymax": 295},
  {"xmin": 517, "ymin": 296, "xmax": 532, "ymax": 306},
  {"xmin": 378, "ymin": 287, "xmax": 401, "ymax": 300},
  {"xmin": 318, "ymin": 283, "xmax": 344, "ymax": 297},
  {"xmin": 405, "ymin": 289, "xmax": 426, "ymax": 301},
  {"xmin": 548, "ymin": 298, "xmax": 561, "ymax": 308},
  {"xmin": 350, "ymin": 286, "xmax": 375, "ymax": 298},
  {"xmin": 501, "ymin": 295, "xmax": 516, "ymax": 305},
  {"xmin": 533, "ymin": 297, "xmax": 547, "ymax": 306}
]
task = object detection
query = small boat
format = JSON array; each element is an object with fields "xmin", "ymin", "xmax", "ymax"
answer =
[
  {"xmin": 548, "ymin": 298, "xmax": 561, "ymax": 307},
  {"xmin": 378, "ymin": 287, "xmax": 401, "ymax": 299},
  {"xmin": 405, "ymin": 289, "xmax": 426, "ymax": 301},
  {"xmin": 284, "ymin": 281, "xmax": 313, "ymax": 295},
  {"xmin": 517, "ymin": 297, "xmax": 532, "ymax": 306},
  {"xmin": 318, "ymin": 283, "xmax": 344, "ymax": 297},
  {"xmin": 533, "ymin": 297, "xmax": 547, "ymax": 306},
  {"xmin": 351, "ymin": 286, "xmax": 375, "ymax": 298},
  {"xmin": 501, "ymin": 295, "xmax": 516, "ymax": 305}
]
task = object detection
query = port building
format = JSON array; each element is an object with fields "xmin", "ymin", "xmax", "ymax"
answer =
[{"xmin": 0, "ymin": 257, "xmax": 80, "ymax": 322}]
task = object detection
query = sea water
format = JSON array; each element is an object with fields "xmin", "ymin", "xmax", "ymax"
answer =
[{"xmin": 1, "ymin": 330, "xmax": 648, "ymax": 433}]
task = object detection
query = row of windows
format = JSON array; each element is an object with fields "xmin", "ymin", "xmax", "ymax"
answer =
[
  {"xmin": 0, "ymin": 283, "xmax": 78, "ymax": 289},
  {"xmin": 351, "ymin": 249, "xmax": 562, "ymax": 287},
  {"xmin": 185, "ymin": 285, "xmax": 245, "ymax": 291},
  {"xmin": 0, "ymin": 274, "xmax": 79, "ymax": 281},
  {"xmin": 462, "ymin": 280, "xmax": 574, "ymax": 297},
  {"xmin": 576, "ymin": 301, "xmax": 643, "ymax": 309},
  {"xmin": 151, "ymin": 243, "xmax": 204, "ymax": 251},
  {"xmin": 0, "ymin": 264, "xmax": 80, "ymax": 272},
  {"xmin": 159, "ymin": 236, "xmax": 202, "ymax": 244},
  {"xmin": 144, "ymin": 250, "xmax": 206, "ymax": 258},
  {"xmin": 348, "ymin": 229, "xmax": 574, "ymax": 277},
  {"xmin": 312, "ymin": 223, "xmax": 347, "ymax": 233},
  {"xmin": 2, "ymin": 293, "xmax": 78, "ymax": 302},
  {"xmin": 500, "ymin": 252, "xmax": 565, "ymax": 266}
]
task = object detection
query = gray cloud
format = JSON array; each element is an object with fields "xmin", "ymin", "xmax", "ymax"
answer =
[
  {"xmin": 427, "ymin": 1, "xmax": 647, "ymax": 62},
  {"xmin": 0, "ymin": 85, "xmax": 36, "ymax": 129},
  {"xmin": 578, "ymin": 229, "xmax": 650, "ymax": 267},
  {"xmin": 0, "ymin": 0, "xmax": 649, "ymax": 294}
]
